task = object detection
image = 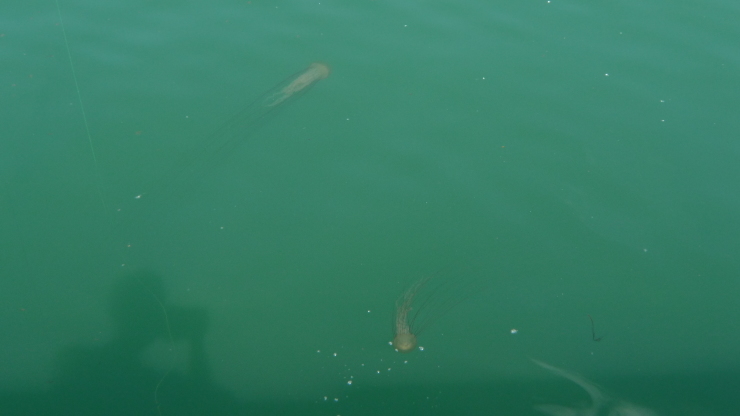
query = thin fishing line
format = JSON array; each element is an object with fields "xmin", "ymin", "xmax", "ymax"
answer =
[
  {"xmin": 137, "ymin": 277, "xmax": 175, "ymax": 416},
  {"xmin": 54, "ymin": 0, "xmax": 107, "ymax": 211},
  {"xmin": 55, "ymin": 2, "xmax": 174, "ymax": 413}
]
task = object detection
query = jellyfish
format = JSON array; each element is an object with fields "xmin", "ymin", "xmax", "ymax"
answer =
[
  {"xmin": 183, "ymin": 61, "xmax": 331, "ymax": 171},
  {"xmin": 201, "ymin": 61, "xmax": 331, "ymax": 155},
  {"xmin": 263, "ymin": 62, "xmax": 331, "ymax": 108},
  {"xmin": 392, "ymin": 276, "xmax": 468, "ymax": 353},
  {"xmin": 119, "ymin": 62, "xmax": 331, "ymax": 272},
  {"xmin": 133, "ymin": 62, "xmax": 331, "ymax": 200},
  {"xmin": 392, "ymin": 278, "xmax": 426, "ymax": 353}
]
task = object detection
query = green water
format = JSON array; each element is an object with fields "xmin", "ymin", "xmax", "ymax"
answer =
[{"xmin": 1, "ymin": 0, "xmax": 738, "ymax": 414}]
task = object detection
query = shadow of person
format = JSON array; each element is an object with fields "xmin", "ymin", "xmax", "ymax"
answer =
[{"xmin": 50, "ymin": 270, "xmax": 239, "ymax": 416}]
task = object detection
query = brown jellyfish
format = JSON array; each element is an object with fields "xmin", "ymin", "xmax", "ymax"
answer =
[
  {"xmin": 264, "ymin": 62, "xmax": 331, "ymax": 107},
  {"xmin": 392, "ymin": 276, "xmax": 467, "ymax": 353}
]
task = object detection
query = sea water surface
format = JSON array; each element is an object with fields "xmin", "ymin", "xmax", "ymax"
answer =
[{"xmin": 1, "ymin": 0, "xmax": 738, "ymax": 415}]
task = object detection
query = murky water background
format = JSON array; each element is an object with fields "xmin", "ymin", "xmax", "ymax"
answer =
[{"xmin": 1, "ymin": 0, "xmax": 738, "ymax": 414}]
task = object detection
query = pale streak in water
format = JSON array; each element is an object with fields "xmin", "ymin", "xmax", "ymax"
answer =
[{"xmin": 532, "ymin": 359, "xmax": 657, "ymax": 416}]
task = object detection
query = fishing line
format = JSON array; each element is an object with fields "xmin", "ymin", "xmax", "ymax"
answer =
[
  {"xmin": 54, "ymin": 2, "xmax": 175, "ymax": 414},
  {"xmin": 134, "ymin": 275, "xmax": 176, "ymax": 416},
  {"xmin": 54, "ymin": 0, "xmax": 107, "ymax": 211},
  {"xmin": 55, "ymin": 7, "xmax": 331, "ymax": 412}
]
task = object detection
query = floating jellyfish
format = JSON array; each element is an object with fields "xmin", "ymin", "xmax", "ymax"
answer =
[
  {"xmin": 263, "ymin": 62, "xmax": 331, "ymax": 108},
  {"xmin": 204, "ymin": 61, "xmax": 331, "ymax": 152},
  {"xmin": 120, "ymin": 62, "xmax": 331, "ymax": 269},
  {"xmin": 187, "ymin": 61, "xmax": 331, "ymax": 166},
  {"xmin": 392, "ymin": 276, "xmax": 468, "ymax": 353},
  {"xmin": 392, "ymin": 278, "xmax": 425, "ymax": 353},
  {"xmin": 135, "ymin": 62, "xmax": 331, "ymax": 199}
]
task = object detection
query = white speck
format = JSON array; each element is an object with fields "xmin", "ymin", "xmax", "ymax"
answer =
[
  {"xmin": 387, "ymin": 368, "xmax": 392, "ymax": 371},
  {"xmin": 334, "ymin": 398, "xmax": 339, "ymax": 402},
  {"xmin": 367, "ymin": 310, "xmax": 371, "ymax": 313},
  {"xmin": 643, "ymin": 248, "xmax": 648, "ymax": 252},
  {"xmin": 511, "ymin": 328, "xmax": 518, "ymax": 334},
  {"xmin": 388, "ymin": 341, "xmax": 393, "ymax": 346},
  {"xmin": 418, "ymin": 346, "xmax": 424, "ymax": 351},
  {"xmin": 134, "ymin": 194, "xmax": 142, "ymax": 199},
  {"xmin": 323, "ymin": 396, "xmax": 328, "ymax": 401},
  {"xmin": 404, "ymin": 360, "xmax": 408, "ymax": 364},
  {"xmin": 605, "ymin": 73, "xmax": 610, "ymax": 77},
  {"xmin": 347, "ymin": 380, "xmax": 352, "ymax": 385},
  {"xmin": 317, "ymin": 350, "xmax": 321, "ymax": 353},
  {"xmin": 660, "ymin": 99, "xmax": 665, "ymax": 103},
  {"xmin": 333, "ymin": 353, "xmax": 337, "ymax": 357}
]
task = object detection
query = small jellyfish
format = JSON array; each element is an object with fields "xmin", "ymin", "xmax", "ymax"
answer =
[
  {"xmin": 131, "ymin": 61, "xmax": 331, "ymax": 200},
  {"xmin": 392, "ymin": 278, "xmax": 425, "ymax": 352},
  {"xmin": 392, "ymin": 276, "xmax": 467, "ymax": 353},
  {"xmin": 264, "ymin": 62, "xmax": 331, "ymax": 108}
]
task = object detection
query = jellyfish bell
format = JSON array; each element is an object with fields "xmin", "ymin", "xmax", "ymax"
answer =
[{"xmin": 392, "ymin": 333, "xmax": 417, "ymax": 353}]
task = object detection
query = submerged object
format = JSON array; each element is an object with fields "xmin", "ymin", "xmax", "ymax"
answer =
[{"xmin": 532, "ymin": 359, "xmax": 657, "ymax": 416}]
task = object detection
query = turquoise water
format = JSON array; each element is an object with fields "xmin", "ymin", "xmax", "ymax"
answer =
[{"xmin": 1, "ymin": 0, "xmax": 738, "ymax": 414}]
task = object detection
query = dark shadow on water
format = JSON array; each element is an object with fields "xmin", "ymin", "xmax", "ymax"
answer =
[{"xmin": 1, "ymin": 270, "xmax": 239, "ymax": 416}]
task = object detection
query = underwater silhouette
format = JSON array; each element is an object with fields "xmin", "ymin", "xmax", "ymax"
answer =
[{"xmin": 7, "ymin": 270, "xmax": 239, "ymax": 416}]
